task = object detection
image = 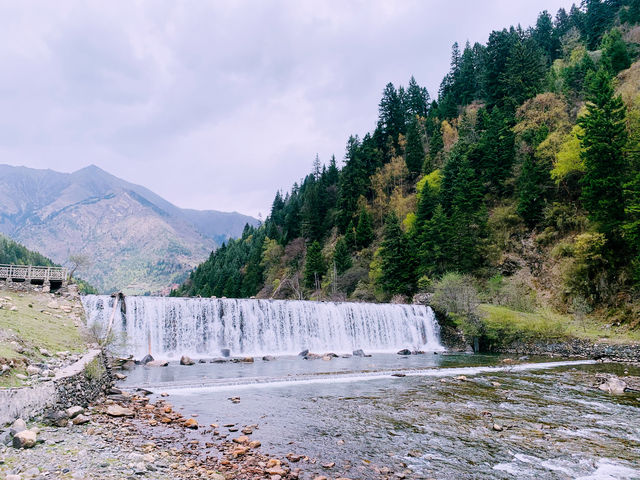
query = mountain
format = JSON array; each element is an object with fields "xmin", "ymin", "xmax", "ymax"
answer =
[{"xmin": 0, "ymin": 164, "xmax": 258, "ymax": 294}]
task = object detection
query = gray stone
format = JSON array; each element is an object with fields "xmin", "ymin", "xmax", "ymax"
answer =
[
  {"xmin": 179, "ymin": 356, "xmax": 194, "ymax": 366},
  {"xmin": 66, "ymin": 406, "xmax": 85, "ymax": 419},
  {"xmin": 13, "ymin": 429, "xmax": 37, "ymax": 448},
  {"xmin": 45, "ymin": 410, "xmax": 69, "ymax": 427},
  {"xmin": 599, "ymin": 377, "xmax": 627, "ymax": 395},
  {"xmin": 353, "ymin": 349, "xmax": 366, "ymax": 356},
  {"xmin": 26, "ymin": 365, "xmax": 41, "ymax": 376},
  {"xmin": 10, "ymin": 418, "xmax": 27, "ymax": 436},
  {"xmin": 72, "ymin": 414, "xmax": 90, "ymax": 425}
]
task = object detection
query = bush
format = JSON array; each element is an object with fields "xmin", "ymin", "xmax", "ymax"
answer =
[
  {"xmin": 431, "ymin": 272, "xmax": 478, "ymax": 317},
  {"xmin": 84, "ymin": 357, "xmax": 105, "ymax": 381}
]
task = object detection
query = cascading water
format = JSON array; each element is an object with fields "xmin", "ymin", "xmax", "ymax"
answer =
[{"xmin": 82, "ymin": 295, "xmax": 443, "ymax": 359}]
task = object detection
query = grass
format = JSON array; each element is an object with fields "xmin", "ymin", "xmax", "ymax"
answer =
[
  {"xmin": 478, "ymin": 304, "xmax": 640, "ymax": 347},
  {"xmin": 0, "ymin": 290, "xmax": 87, "ymax": 387}
]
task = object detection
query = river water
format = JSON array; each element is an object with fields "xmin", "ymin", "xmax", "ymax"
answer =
[{"xmin": 120, "ymin": 354, "xmax": 640, "ymax": 479}]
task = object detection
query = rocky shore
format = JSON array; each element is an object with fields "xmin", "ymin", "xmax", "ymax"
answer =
[
  {"xmin": 495, "ymin": 338, "xmax": 640, "ymax": 363},
  {"xmin": 1, "ymin": 387, "xmax": 357, "ymax": 480}
]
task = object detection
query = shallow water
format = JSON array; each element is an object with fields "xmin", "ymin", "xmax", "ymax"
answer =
[{"xmin": 121, "ymin": 354, "xmax": 640, "ymax": 479}]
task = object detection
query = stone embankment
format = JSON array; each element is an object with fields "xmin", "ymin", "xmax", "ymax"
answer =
[
  {"xmin": 496, "ymin": 339, "xmax": 640, "ymax": 363},
  {"xmin": 0, "ymin": 349, "xmax": 111, "ymax": 425}
]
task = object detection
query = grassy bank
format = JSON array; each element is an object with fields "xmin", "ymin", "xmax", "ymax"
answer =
[
  {"xmin": 476, "ymin": 304, "xmax": 640, "ymax": 349},
  {"xmin": 0, "ymin": 290, "xmax": 87, "ymax": 387}
]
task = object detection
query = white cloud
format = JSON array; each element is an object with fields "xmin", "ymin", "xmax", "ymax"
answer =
[{"xmin": 0, "ymin": 0, "xmax": 576, "ymax": 217}]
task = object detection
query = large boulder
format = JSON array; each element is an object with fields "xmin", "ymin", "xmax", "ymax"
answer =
[
  {"xmin": 180, "ymin": 356, "xmax": 195, "ymax": 366},
  {"xmin": 13, "ymin": 429, "xmax": 37, "ymax": 448},
  {"xmin": 298, "ymin": 349, "xmax": 309, "ymax": 357},
  {"xmin": 45, "ymin": 410, "xmax": 69, "ymax": 427},
  {"xmin": 353, "ymin": 349, "xmax": 365, "ymax": 357},
  {"xmin": 66, "ymin": 406, "xmax": 84, "ymax": 419},
  {"xmin": 140, "ymin": 354, "xmax": 154, "ymax": 364},
  {"xmin": 9, "ymin": 419, "xmax": 27, "ymax": 436},
  {"xmin": 106, "ymin": 405, "xmax": 134, "ymax": 417},
  {"xmin": 146, "ymin": 360, "xmax": 169, "ymax": 367},
  {"xmin": 397, "ymin": 349, "xmax": 412, "ymax": 356},
  {"xmin": 599, "ymin": 377, "xmax": 627, "ymax": 395}
]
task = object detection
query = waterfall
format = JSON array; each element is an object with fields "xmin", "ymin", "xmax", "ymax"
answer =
[{"xmin": 82, "ymin": 295, "xmax": 443, "ymax": 359}]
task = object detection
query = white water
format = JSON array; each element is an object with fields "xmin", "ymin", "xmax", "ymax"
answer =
[{"xmin": 82, "ymin": 295, "xmax": 443, "ymax": 358}]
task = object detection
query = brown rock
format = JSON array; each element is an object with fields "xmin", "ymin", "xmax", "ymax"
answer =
[
  {"xmin": 233, "ymin": 435, "xmax": 249, "ymax": 444},
  {"xmin": 184, "ymin": 418, "xmax": 198, "ymax": 429},
  {"xmin": 106, "ymin": 405, "xmax": 134, "ymax": 417},
  {"xmin": 232, "ymin": 446, "xmax": 249, "ymax": 457},
  {"xmin": 249, "ymin": 440, "xmax": 261, "ymax": 448}
]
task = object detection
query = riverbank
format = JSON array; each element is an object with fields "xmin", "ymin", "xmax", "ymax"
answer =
[{"xmin": 1, "ymin": 388, "xmax": 320, "ymax": 480}]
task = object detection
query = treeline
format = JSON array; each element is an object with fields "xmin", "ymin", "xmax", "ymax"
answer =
[
  {"xmin": 0, "ymin": 234, "xmax": 56, "ymax": 266},
  {"xmin": 0, "ymin": 234, "xmax": 97, "ymax": 293},
  {"xmin": 175, "ymin": 0, "xmax": 640, "ymax": 320}
]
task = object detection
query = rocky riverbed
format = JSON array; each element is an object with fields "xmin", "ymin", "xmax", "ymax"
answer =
[{"xmin": 0, "ymin": 388, "xmax": 345, "ymax": 480}]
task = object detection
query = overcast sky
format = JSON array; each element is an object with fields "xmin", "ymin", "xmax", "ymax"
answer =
[{"xmin": 0, "ymin": 0, "xmax": 575, "ymax": 218}]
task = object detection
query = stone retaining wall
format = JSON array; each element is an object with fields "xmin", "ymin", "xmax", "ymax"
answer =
[
  {"xmin": 496, "ymin": 339, "xmax": 640, "ymax": 362},
  {"xmin": 0, "ymin": 349, "xmax": 112, "ymax": 425}
]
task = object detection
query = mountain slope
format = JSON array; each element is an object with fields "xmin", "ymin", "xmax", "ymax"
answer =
[{"xmin": 0, "ymin": 164, "xmax": 258, "ymax": 294}]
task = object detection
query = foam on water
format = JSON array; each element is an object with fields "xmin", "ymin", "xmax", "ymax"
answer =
[
  {"xmin": 139, "ymin": 359, "xmax": 596, "ymax": 394},
  {"xmin": 82, "ymin": 295, "xmax": 443, "ymax": 358}
]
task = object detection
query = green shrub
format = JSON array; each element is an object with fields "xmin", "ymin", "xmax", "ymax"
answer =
[
  {"xmin": 84, "ymin": 357, "xmax": 105, "ymax": 381},
  {"xmin": 431, "ymin": 272, "xmax": 478, "ymax": 317}
]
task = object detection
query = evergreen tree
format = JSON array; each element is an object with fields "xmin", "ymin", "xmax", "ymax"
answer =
[
  {"xmin": 601, "ymin": 28, "xmax": 631, "ymax": 75},
  {"xmin": 405, "ymin": 76, "xmax": 430, "ymax": 118},
  {"xmin": 533, "ymin": 10, "xmax": 558, "ymax": 63},
  {"xmin": 345, "ymin": 219, "xmax": 357, "ymax": 250},
  {"xmin": 416, "ymin": 204, "xmax": 450, "ymax": 276},
  {"xmin": 517, "ymin": 153, "xmax": 549, "ymax": 227},
  {"xmin": 378, "ymin": 83, "xmax": 406, "ymax": 153},
  {"xmin": 379, "ymin": 213, "xmax": 417, "ymax": 296},
  {"xmin": 333, "ymin": 238, "xmax": 352, "ymax": 274},
  {"xmin": 415, "ymin": 181, "xmax": 438, "ymax": 228},
  {"xmin": 405, "ymin": 120, "xmax": 425, "ymax": 176},
  {"xmin": 355, "ymin": 207, "xmax": 374, "ymax": 249},
  {"xmin": 304, "ymin": 241, "xmax": 325, "ymax": 289},
  {"xmin": 337, "ymin": 136, "xmax": 368, "ymax": 230},
  {"xmin": 579, "ymin": 69, "xmax": 628, "ymax": 242}
]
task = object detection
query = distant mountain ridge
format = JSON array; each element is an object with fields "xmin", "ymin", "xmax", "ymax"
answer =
[{"xmin": 0, "ymin": 164, "xmax": 258, "ymax": 294}]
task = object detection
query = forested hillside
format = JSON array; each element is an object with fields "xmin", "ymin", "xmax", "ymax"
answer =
[
  {"xmin": 0, "ymin": 234, "xmax": 56, "ymax": 267},
  {"xmin": 175, "ymin": 0, "xmax": 640, "ymax": 330}
]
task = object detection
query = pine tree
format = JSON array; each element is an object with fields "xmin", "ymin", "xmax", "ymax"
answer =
[
  {"xmin": 601, "ymin": 28, "xmax": 631, "ymax": 75},
  {"xmin": 333, "ymin": 238, "xmax": 352, "ymax": 274},
  {"xmin": 415, "ymin": 181, "xmax": 438, "ymax": 229},
  {"xmin": 379, "ymin": 212, "xmax": 417, "ymax": 296},
  {"xmin": 517, "ymin": 153, "xmax": 549, "ymax": 227},
  {"xmin": 579, "ymin": 69, "xmax": 628, "ymax": 242},
  {"xmin": 405, "ymin": 120, "xmax": 425, "ymax": 176},
  {"xmin": 355, "ymin": 207, "xmax": 374, "ymax": 249},
  {"xmin": 304, "ymin": 241, "xmax": 325, "ymax": 289},
  {"xmin": 378, "ymin": 83, "xmax": 406, "ymax": 152},
  {"xmin": 405, "ymin": 76, "xmax": 430, "ymax": 118},
  {"xmin": 345, "ymin": 219, "xmax": 357, "ymax": 250}
]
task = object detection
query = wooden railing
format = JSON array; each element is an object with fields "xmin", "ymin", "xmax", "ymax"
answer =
[{"xmin": 0, "ymin": 264, "xmax": 68, "ymax": 283}]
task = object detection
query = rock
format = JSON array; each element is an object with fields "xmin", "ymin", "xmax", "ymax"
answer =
[
  {"xmin": 114, "ymin": 373, "xmax": 127, "ymax": 380},
  {"xmin": 298, "ymin": 349, "xmax": 309, "ymax": 357},
  {"xmin": 13, "ymin": 429, "xmax": 37, "ymax": 448},
  {"xmin": 198, "ymin": 359, "xmax": 207, "ymax": 363},
  {"xmin": 232, "ymin": 446, "xmax": 249, "ymax": 457},
  {"xmin": 15, "ymin": 374, "xmax": 28, "ymax": 380},
  {"xmin": 397, "ymin": 349, "xmax": 412, "ymax": 356},
  {"xmin": 184, "ymin": 418, "xmax": 198, "ymax": 429},
  {"xmin": 392, "ymin": 373, "xmax": 406, "ymax": 377},
  {"xmin": 262, "ymin": 355, "xmax": 276, "ymax": 361},
  {"xmin": 353, "ymin": 349, "xmax": 365, "ymax": 356},
  {"xmin": 146, "ymin": 360, "xmax": 169, "ymax": 367},
  {"xmin": 267, "ymin": 459, "xmax": 281, "ymax": 468},
  {"xmin": 26, "ymin": 365, "xmax": 41, "ymax": 376},
  {"xmin": 10, "ymin": 418, "xmax": 27, "ymax": 436},
  {"xmin": 599, "ymin": 377, "xmax": 627, "ymax": 395},
  {"xmin": 106, "ymin": 405, "xmax": 134, "ymax": 417},
  {"xmin": 228, "ymin": 397, "xmax": 241, "ymax": 404},
  {"xmin": 233, "ymin": 435, "xmax": 249, "ymax": 444},
  {"xmin": 456, "ymin": 375, "xmax": 467, "ymax": 381},
  {"xmin": 287, "ymin": 453, "xmax": 304, "ymax": 462},
  {"xmin": 45, "ymin": 410, "xmax": 69, "ymax": 427},
  {"xmin": 249, "ymin": 440, "xmax": 261, "ymax": 448},
  {"xmin": 39, "ymin": 348, "xmax": 51, "ymax": 356},
  {"xmin": 72, "ymin": 414, "xmax": 90, "ymax": 425},
  {"xmin": 322, "ymin": 462, "xmax": 335, "ymax": 469},
  {"xmin": 66, "ymin": 406, "xmax": 85, "ymax": 419},
  {"xmin": 266, "ymin": 467, "xmax": 287, "ymax": 476},
  {"xmin": 240, "ymin": 357, "xmax": 254, "ymax": 363},
  {"xmin": 221, "ymin": 348, "xmax": 231, "ymax": 357},
  {"xmin": 180, "ymin": 356, "xmax": 195, "ymax": 366},
  {"xmin": 492, "ymin": 423, "xmax": 504, "ymax": 432},
  {"xmin": 141, "ymin": 354, "xmax": 154, "ymax": 364},
  {"xmin": 321, "ymin": 355, "xmax": 333, "ymax": 361}
]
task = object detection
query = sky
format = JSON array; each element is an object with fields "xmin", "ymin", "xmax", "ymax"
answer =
[{"xmin": 0, "ymin": 0, "xmax": 576, "ymax": 219}]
